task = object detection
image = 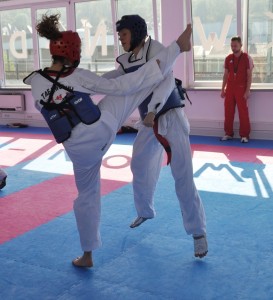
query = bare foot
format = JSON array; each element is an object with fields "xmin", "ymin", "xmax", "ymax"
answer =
[
  {"xmin": 72, "ymin": 252, "xmax": 93, "ymax": 268},
  {"xmin": 176, "ymin": 24, "xmax": 192, "ymax": 52}
]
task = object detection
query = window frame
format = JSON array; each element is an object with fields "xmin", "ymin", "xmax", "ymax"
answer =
[
  {"xmin": 0, "ymin": 1, "xmax": 69, "ymax": 87},
  {"xmin": 0, "ymin": 0, "xmax": 160, "ymax": 88},
  {"xmin": 188, "ymin": 0, "xmax": 273, "ymax": 89}
]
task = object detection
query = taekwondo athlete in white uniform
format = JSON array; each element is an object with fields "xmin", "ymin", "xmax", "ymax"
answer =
[{"xmin": 104, "ymin": 15, "xmax": 208, "ymax": 259}]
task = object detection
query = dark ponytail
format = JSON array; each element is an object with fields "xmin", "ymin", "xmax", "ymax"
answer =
[{"xmin": 36, "ymin": 14, "xmax": 62, "ymax": 40}]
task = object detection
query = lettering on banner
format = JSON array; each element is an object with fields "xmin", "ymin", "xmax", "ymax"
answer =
[
  {"xmin": 82, "ymin": 19, "xmax": 107, "ymax": 57},
  {"xmin": 9, "ymin": 31, "xmax": 27, "ymax": 59},
  {"xmin": 193, "ymin": 15, "xmax": 233, "ymax": 52}
]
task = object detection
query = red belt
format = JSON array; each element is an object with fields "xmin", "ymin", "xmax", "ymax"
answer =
[{"xmin": 153, "ymin": 118, "xmax": 172, "ymax": 165}]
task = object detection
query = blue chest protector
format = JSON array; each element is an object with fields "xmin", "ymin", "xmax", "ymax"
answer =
[
  {"xmin": 37, "ymin": 69, "xmax": 101, "ymax": 143},
  {"xmin": 116, "ymin": 38, "xmax": 190, "ymax": 120}
]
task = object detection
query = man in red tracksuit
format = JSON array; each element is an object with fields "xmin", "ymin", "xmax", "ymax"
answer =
[{"xmin": 221, "ymin": 36, "xmax": 254, "ymax": 143}]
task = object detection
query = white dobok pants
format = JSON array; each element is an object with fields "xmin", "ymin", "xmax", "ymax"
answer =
[{"xmin": 131, "ymin": 108, "xmax": 206, "ymax": 236}]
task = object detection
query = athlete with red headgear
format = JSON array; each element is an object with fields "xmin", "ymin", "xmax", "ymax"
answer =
[
  {"xmin": 104, "ymin": 15, "xmax": 208, "ymax": 258},
  {"xmin": 24, "ymin": 14, "xmax": 193, "ymax": 268}
]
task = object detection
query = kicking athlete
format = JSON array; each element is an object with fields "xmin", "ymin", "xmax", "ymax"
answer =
[
  {"xmin": 104, "ymin": 15, "xmax": 207, "ymax": 258},
  {"xmin": 24, "ymin": 13, "xmax": 192, "ymax": 268},
  {"xmin": 0, "ymin": 168, "xmax": 7, "ymax": 190}
]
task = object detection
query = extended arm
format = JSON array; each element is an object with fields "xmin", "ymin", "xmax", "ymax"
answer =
[
  {"xmin": 102, "ymin": 66, "xmax": 125, "ymax": 79},
  {"xmin": 78, "ymin": 59, "xmax": 163, "ymax": 96}
]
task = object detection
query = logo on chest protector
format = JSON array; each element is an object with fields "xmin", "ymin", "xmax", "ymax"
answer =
[
  {"xmin": 73, "ymin": 97, "xmax": 83, "ymax": 105},
  {"xmin": 37, "ymin": 68, "xmax": 101, "ymax": 144},
  {"xmin": 50, "ymin": 113, "xmax": 58, "ymax": 120}
]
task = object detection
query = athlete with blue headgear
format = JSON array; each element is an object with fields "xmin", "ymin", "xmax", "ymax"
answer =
[{"xmin": 104, "ymin": 15, "xmax": 208, "ymax": 258}]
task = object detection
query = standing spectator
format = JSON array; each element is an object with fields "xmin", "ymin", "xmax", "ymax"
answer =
[{"xmin": 221, "ymin": 36, "xmax": 254, "ymax": 143}]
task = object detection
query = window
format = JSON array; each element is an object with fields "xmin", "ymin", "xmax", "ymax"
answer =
[
  {"xmin": 0, "ymin": 0, "xmax": 161, "ymax": 87},
  {"xmin": 191, "ymin": 0, "xmax": 237, "ymax": 82},
  {"xmin": 191, "ymin": 0, "xmax": 273, "ymax": 87},
  {"xmin": 116, "ymin": 0, "xmax": 159, "ymax": 40},
  {"xmin": 116, "ymin": 0, "xmax": 160, "ymax": 56},
  {"xmin": 74, "ymin": 0, "xmax": 159, "ymax": 74},
  {"xmin": 248, "ymin": 0, "xmax": 273, "ymax": 83},
  {"xmin": 0, "ymin": 8, "xmax": 32, "ymax": 86},
  {"xmin": 75, "ymin": 0, "xmax": 115, "ymax": 74}
]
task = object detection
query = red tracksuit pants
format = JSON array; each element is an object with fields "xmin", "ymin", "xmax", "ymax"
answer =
[{"xmin": 224, "ymin": 85, "xmax": 250, "ymax": 138}]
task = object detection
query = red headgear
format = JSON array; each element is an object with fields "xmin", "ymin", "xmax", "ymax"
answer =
[{"xmin": 49, "ymin": 31, "xmax": 81, "ymax": 67}]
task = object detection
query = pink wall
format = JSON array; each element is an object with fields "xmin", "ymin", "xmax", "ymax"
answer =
[{"xmin": 161, "ymin": 0, "xmax": 185, "ymax": 81}]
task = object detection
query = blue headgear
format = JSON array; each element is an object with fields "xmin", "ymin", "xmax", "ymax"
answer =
[{"xmin": 116, "ymin": 15, "xmax": 147, "ymax": 51}]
